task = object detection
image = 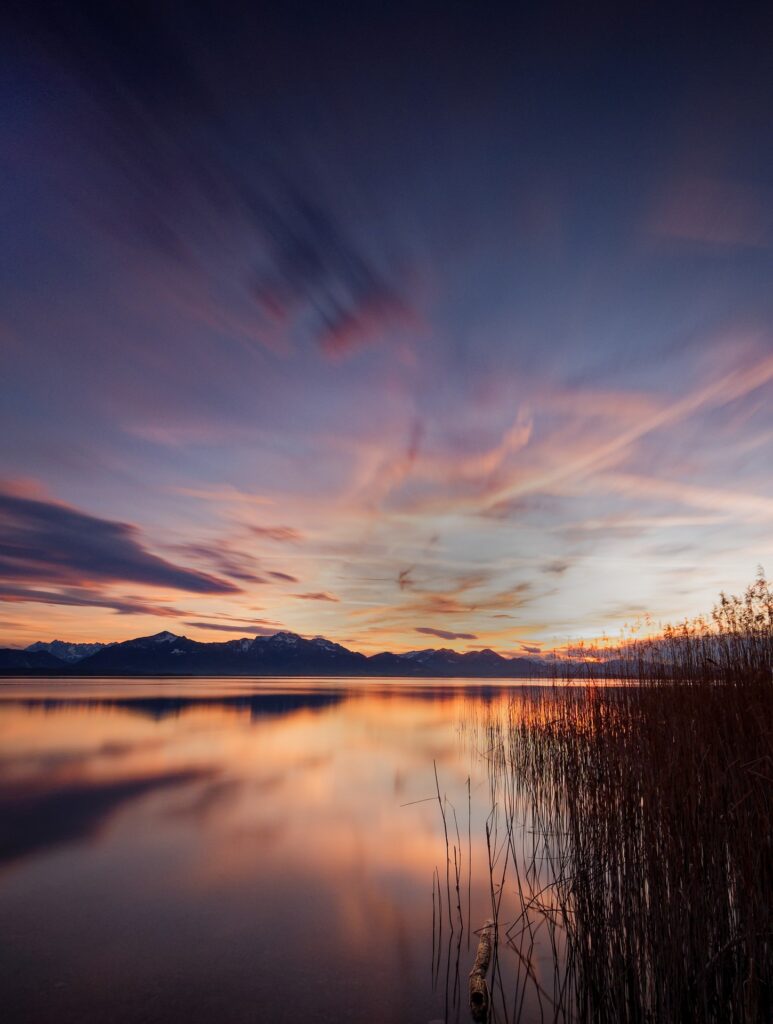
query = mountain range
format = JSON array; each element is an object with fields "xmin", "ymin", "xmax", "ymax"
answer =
[{"xmin": 0, "ymin": 630, "xmax": 548, "ymax": 678}]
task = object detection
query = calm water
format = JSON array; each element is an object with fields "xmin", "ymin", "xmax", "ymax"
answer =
[{"xmin": 0, "ymin": 677, "xmax": 561, "ymax": 1024}]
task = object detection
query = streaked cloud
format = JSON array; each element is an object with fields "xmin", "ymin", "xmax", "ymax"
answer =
[
  {"xmin": 0, "ymin": 489, "xmax": 237, "ymax": 595},
  {"xmin": 172, "ymin": 542, "xmax": 266, "ymax": 584},
  {"xmin": 251, "ymin": 178, "xmax": 415, "ymax": 355},
  {"xmin": 251, "ymin": 526, "xmax": 304, "ymax": 543},
  {"xmin": 0, "ymin": 585, "xmax": 188, "ymax": 617},
  {"xmin": 183, "ymin": 621, "xmax": 278, "ymax": 636},
  {"xmin": 415, "ymin": 627, "xmax": 478, "ymax": 641}
]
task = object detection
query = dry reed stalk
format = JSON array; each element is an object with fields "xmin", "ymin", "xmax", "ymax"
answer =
[{"xmin": 443, "ymin": 577, "xmax": 773, "ymax": 1022}]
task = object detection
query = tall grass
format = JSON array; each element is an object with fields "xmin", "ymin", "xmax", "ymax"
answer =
[
  {"xmin": 577, "ymin": 573, "xmax": 773, "ymax": 685},
  {"xmin": 452, "ymin": 579, "xmax": 772, "ymax": 1022}
]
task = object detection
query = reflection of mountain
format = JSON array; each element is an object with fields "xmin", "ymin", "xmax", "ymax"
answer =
[
  {"xmin": 1, "ymin": 630, "xmax": 546, "ymax": 677},
  {"xmin": 12, "ymin": 691, "xmax": 347, "ymax": 721},
  {"xmin": 7, "ymin": 683, "xmax": 544, "ymax": 727},
  {"xmin": 0, "ymin": 769, "xmax": 208, "ymax": 867}
]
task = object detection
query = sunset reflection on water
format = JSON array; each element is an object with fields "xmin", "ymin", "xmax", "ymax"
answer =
[{"xmin": 0, "ymin": 678, "xmax": 556, "ymax": 1024}]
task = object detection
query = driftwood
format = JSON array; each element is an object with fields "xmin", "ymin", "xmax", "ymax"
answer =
[{"xmin": 469, "ymin": 919, "xmax": 494, "ymax": 1021}]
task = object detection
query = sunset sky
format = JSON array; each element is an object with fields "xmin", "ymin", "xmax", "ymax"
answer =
[{"xmin": 2, "ymin": 4, "xmax": 772, "ymax": 653}]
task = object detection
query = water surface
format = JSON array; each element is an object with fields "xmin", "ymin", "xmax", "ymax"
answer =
[{"xmin": 0, "ymin": 677, "xmax": 552, "ymax": 1024}]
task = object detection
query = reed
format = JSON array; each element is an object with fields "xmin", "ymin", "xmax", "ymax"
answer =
[
  {"xmin": 450, "ymin": 578, "xmax": 773, "ymax": 1022},
  {"xmin": 581, "ymin": 571, "xmax": 773, "ymax": 686}
]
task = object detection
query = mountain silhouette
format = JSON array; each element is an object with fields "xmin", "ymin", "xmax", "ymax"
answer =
[{"xmin": 0, "ymin": 630, "xmax": 547, "ymax": 677}]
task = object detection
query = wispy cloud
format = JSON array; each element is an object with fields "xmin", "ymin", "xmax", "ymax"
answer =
[
  {"xmin": 252, "ymin": 178, "xmax": 415, "ymax": 355},
  {"xmin": 183, "ymin": 621, "xmax": 278, "ymax": 635},
  {"xmin": 173, "ymin": 542, "xmax": 266, "ymax": 584},
  {"xmin": 403, "ymin": 582, "xmax": 532, "ymax": 617},
  {"xmin": 479, "ymin": 350, "xmax": 773, "ymax": 514},
  {"xmin": 598, "ymin": 473, "xmax": 773, "ymax": 522},
  {"xmin": 0, "ymin": 585, "xmax": 187, "ymax": 617},
  {"xmin": 415, "ymin": 626, "xmax": 478, "ymax": 641},
  {"xmin": 0, "ymin": 488, "xmax": 238, "ymax": 594},
  {"xmin": 251, "ymin": 526, "xmax": 304, "ymax": 543}
]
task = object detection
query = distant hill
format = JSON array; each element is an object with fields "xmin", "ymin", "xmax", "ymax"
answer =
[
  {"xmin": 77, "ymin": 631, "xmax": 369, "ymax": 676},
  {"xmin": 0, "ymin": 648, "xmax": 67, "ymax": 671},
  {"xmin": 26, "ymin": 640, "xmax": 110, "ymax": 663},
  {"xmin": 0, "ymin": 630, "xmax": 548, "ymax": 678},
  {"xmin": 368, "ymin": 646, "xmax": 540, "ymax": 677}
]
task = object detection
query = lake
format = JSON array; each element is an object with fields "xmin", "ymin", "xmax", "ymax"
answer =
[
  {"xmin": 0, "ymin": 677, "xmax": 556, "ymax": 1024},
  {"xmin": 3, "ymin": 676, "xmax": 767, "ymax": 1023}
]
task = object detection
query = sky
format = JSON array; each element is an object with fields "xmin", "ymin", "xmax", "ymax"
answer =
[{"xmin": 2, "ymin": 3, "xmax": 773, "ymax": 654}]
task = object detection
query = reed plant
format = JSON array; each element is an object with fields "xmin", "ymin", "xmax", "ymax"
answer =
[{"xmin": 452, "ymin": 578, "xmax": 772, "ymax": 1021}]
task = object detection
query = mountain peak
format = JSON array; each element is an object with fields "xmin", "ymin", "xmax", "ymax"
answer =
[
  {"xmin": 3, "ymin": 629, "xmax": 544, "ymax": 678},
  {"xmin": 266, "ymin": 631, "xmax": 302, "ymax": 644},
  {"xmin": 25, "ymin": 639, "xmax": 109, "ymax": 663},
  {"xmin": 151, "ymin": 631, "xmax": 182, "ymax": 643}
]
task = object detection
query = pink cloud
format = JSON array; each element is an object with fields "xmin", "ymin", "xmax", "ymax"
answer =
[{"xmin": 251, "ymin": 526, "xmax": 304, "ymax": 543}]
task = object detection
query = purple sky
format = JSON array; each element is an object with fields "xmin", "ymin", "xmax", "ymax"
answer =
[{"xmin": 2, "ymin": 3, "xmax": 773, "ymax": 652}]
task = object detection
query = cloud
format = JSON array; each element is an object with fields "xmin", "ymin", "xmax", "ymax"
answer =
[
  {"xmin": 543, "ymin": 560, "xmax": 570, "ymax": 575},
  {"xmin": 397, "ymin": 568, "xmax": 415, "ymax": 591},
  {"xmin": 598, "ymin": 472, "xmax": 773, "ymax": 522},
  {"xmin": 317, "ymin": 288, "xmax": 415, "ymax": 358},
  {"xmin": 348, "ymin": 411, "xmax": 534, "ymax": 514},
  {"xmin": 174, "ymin": 487, "xmax": 272, "ymax": 507},
  {"xmin": 19, "ymin": 1, "xmax": 415, "ymax": 357},
  {"xmin": 249, "ymin": 174, "xmax": 414, "ymax": 355},
  {"xmin": 0, "ymin": 585, "xmax": 187, "ymax": 616},
  {"xmin": 0, "ymin": 488, "xmax": 238, "ymax": 594},
  {"xmin": 520, "ymin": 644, "xmax": 542, "ymax": 655},
  {"xmin": 183, "ymin": 621, "xmax": 278, "ymax": 635},
  {"xmin": 173, "ymin": 542, "xmax": 266, "ymax": 584},
  {"xmin": 251, "ymin": 526, "xmax": 304, "ymax": 543},
  {"xmin": 404, "ymin": 582, "xmax": 532, "ymax": 616},
  {"xmin": 481, "ymin": 352, "xmax": 773, "ymax": 514},
  {"xmin": 292, "ymin": 592, "xmax": 340, "ymax": 602},
  {"xmin": 268, "ymin": 571, "xmax": 299, "ymax": 582},
  {"xmin": 415, "ymin": 627, "xmax": 478, "ymax": 641}
]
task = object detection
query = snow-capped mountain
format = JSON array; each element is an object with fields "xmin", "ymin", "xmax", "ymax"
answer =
[
  {"xmin": 25, "ymin": 640, "xmax": 111, "ymax": 663},
  {"xmin": 2, "ymin": 630, "xmax": 545, "ymax": 677}
]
